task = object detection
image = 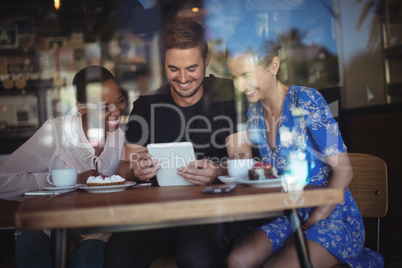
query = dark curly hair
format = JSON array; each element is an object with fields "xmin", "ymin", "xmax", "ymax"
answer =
[{"xmin": 73, "ymin": 65, "xmax": 116, "ymax": 103}]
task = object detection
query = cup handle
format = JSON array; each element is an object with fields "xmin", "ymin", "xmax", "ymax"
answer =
[{"xmin": 47, "ymin": 174, "xmax": 55, "ymax": 185}]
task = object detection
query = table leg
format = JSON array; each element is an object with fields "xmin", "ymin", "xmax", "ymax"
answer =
[
  {"xmin": 53, "ymin": 229, "xmax": 68, "ymax": 268},
  {"xmin": 288, "ymin": 209, "xmax": 312, "ymax": 268}
]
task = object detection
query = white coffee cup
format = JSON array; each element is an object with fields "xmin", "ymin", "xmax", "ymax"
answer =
[
  {"xmin": 47, "ymin": 169, "xmax": 77, "ymax": 187},
  {"xmin": 228, "ymin": 159, "xmax": 254, "ymax": 178}
]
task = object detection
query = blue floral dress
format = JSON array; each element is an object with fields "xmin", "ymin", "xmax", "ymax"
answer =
[{"xmin": 247, "ymin": 85, "xmax": 384, "ymax": 267}]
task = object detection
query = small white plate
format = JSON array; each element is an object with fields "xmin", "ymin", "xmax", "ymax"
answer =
[
  {"xmin": 79, "ymin": 182, "xmax": 136, "ymax": 193},
  {"xmin": 238, "ymin": 177, "xmax": 283, "ymax": 188},
  {"xmin": 43, "ymin": 185, "xmax": 77, "ymax": 191},
  {"xmin": 218, "ymin": 175, "xmax": 244, "ymax": 184}
]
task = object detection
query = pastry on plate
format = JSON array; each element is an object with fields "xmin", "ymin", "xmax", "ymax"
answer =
[
  {"xmin": 86, "ymin": 175, "xmax": 126, "ymax": 187},
  {"xmin": 248, "ymin": 162, "xmax": 278, "ymax": 180}
]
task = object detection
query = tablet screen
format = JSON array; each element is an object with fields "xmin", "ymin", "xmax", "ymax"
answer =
[{"xmin": 147, "ymin": 142, "xmax": 196, "ymax": 186}]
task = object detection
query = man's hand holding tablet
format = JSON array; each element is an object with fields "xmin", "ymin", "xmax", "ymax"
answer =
[
  {"xmin": 131, "ymin": 151, "xmax": 160, "ymax": 181},
  {"xmin": 147, "ymin": 142, "xmax": 197, "ymax": 186},
  {"xmin": 126, "ymin": 142, "xmax": 226, "ymax": 186},
  {"xmin": 122, "ymin": 144, "xmax": 160, "ymax": 182},
  {"xmin": 178, "ymin": 159, "xmax": 225, "ymax": 185},
  {"xmin": 146, "ymin": 142, "xmax": 227, "ymax": 186}
]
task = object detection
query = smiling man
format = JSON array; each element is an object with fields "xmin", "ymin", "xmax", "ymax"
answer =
[
  {"xmin": 166, "ymin": 48, "xmax": 206, "ymax": 100},
  {"xmin": 120, "ymin": 20, "xmax": 236, "ymax": 185},
  {"xmin": 103, "ymin": 20, "xmax": 237, "ymax": 267}
]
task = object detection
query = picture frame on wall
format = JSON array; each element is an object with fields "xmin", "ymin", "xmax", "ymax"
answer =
[
  {"xmin": 18, "ymin": 34, "xmax": 36, "ymax": 53},
  {"xmin": 0, "ymin": 24, "xmax": 18, "ymax": 49},
  {"xmin": 56, "ymin": 48, "xmax": 75, "ymax": 72},
  {"xmin": 48, "ymin": 38, "xmax": 65, "ymax": 50}
]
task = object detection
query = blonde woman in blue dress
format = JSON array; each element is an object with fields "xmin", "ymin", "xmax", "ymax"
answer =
[{"xmin": 224, "ymin": 23, "xmax": 384, "ymax": 268}]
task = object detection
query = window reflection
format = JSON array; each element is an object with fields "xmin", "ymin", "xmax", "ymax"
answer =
[
  {"xmin": 204, "ymin": 0, "xmax": 339, "ymax": 89},
  {"xmin": 0, "ymin": 0, "xmax": 401, "ymax": 154}
]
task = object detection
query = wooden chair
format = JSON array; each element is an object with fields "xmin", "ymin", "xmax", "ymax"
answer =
[
  {"xmin": 0, "ymin": 199, "xmax": 20, "ymax": 266},
  {"xmin": 333, "ymin": 153, "xmax": 388, "ymax": 267},
  {"xmin": 348, "ymin": 153, "xmax": 388, "ymax": 252},
  {"xmin": 0, "ymin": 199, "xmax": 20, "ymax": 228}
]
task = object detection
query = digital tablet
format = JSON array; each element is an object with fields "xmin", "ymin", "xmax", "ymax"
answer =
[{"xmin": 147, "ymin": 142, "xmax": 196, "ymax": 186}]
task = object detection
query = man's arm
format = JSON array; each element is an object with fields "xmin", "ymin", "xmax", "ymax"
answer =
[{"xmin": 177, "ymin": 132, "xmax": 251, "ymax": 185}]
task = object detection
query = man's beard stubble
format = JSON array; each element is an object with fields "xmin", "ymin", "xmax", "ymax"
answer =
[{"xmin": 170, "ymin": 78, "xmax": 204, "ymax": 99}]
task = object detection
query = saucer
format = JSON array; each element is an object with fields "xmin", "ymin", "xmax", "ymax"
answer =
[
  {"xmin": 43, "ymin": 185, "xmax": 77, "ymax": 191},
  {"xmin": 79, "ymin": 182, "xmax": 136, "ymax": 193},
  {"xmin": 218, "ymin": 175, "xmax": 244, "ymax": 184},
  {"xmin": 238, "ymin": 177, "xmax": 283, "ymax": 188}
]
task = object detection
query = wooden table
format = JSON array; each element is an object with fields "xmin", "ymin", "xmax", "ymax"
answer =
[{"xmin": 15, "ymin": 184, "xmax": 344, "ymax": 268}]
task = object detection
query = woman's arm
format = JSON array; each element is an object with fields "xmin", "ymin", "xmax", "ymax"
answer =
[
  {"xmin": 298, "ymin": 89, "xmax": 353, "ymax": 228},
  {"xmin": 225, "ymin": 131, "xmax": 253, "ymax": 159},
  {"xmin": 303, "ymin": 151, "xmax": 353, "ymax": 229},
  {"xmin": 0, "ymin": 121, "xmax": 57, "ymax": 200}
]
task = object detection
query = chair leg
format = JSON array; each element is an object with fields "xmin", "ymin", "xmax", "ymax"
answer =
[{"xmin": 377, "ymin": 217, "xmax": 380, "ymax": 253}]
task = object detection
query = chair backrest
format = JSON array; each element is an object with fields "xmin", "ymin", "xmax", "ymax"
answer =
[
  {"xmin": 0, "ymin": 199, "xmax": 20, "ymax": 228},
  {"xmin": 348, "ymin": 153, "xmax": 388, "ymax": 218}
]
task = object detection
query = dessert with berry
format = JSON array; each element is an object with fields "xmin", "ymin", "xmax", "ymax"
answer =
[
  {"xmin": 86, "ymin": 175, "xmax": 126, "ymax": 186},
  {"xmin": 248, "ymin": 162, "xmax": 277, "ymax": 180}
]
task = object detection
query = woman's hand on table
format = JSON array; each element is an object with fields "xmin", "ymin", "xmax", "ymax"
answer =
[
  {"xmin": 77, "ymin": 169, "xmax": 102, "ymax": 184},
  {"xmin": 178, "ymin": 159, "xmax": 224, "ymax": 185},
  {"xmin": 130, "ymin": 151, "xmax": 160, "ymax": 182}
]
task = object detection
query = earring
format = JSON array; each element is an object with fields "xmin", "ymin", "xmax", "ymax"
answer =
[{"xmin": 274, "ymin": 72, "xmax": 277, "ymax": 76}]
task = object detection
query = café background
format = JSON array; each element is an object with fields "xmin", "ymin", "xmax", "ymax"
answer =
[{"xmin": 0, "ymin": 0, "xmax": 401, "ymax": 267}]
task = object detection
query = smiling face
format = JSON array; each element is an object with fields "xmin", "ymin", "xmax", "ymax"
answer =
[
  {"xmin": 227, "ymin": 53, "xmax": 274, "ymax": 103},
  {"xmin": 99, "ymin": 80, "xmax": 126, "ymax": 132},
  {"xmin": 165, "ymin": 47, "xmax": 209, "ymax": 106},
  {"xmin": 78, "ymin": 79, "xmax": 126, "ymax": 133}
]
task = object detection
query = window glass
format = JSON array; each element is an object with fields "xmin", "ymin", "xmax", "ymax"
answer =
[
  {"xmin": 1, "ymin": 0, "xmax": 401, "ymax": 153},
  {"xmin": 205, "ymin": 0, "xmax": 340, "ymax": 90}
]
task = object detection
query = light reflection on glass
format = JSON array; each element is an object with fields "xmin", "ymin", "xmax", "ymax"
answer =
[
  {"xmin": 88, "ymin": 128, "xmax": 105, "ymax": 147},
  {"xmin": 85, "ymin": 82, "xmax": 105, "ymax": 147},
  {"xmin": 282, "ymin": 150, "xmax": 308, "ymax": 193},
  {"xmin": 280, "ymin": 110, "xmax": 309, "ymax": 193},
  {"xmin": 39, "ymin": 124, "xmax": 54, "ymax": 147},
  {"xmin": 54, "ymin": 0, "xmax": 60, "ymax": 10}
]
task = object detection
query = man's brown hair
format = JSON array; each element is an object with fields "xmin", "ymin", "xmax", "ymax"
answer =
[{"xmin": 159, "ymin": 20, "xmax": 209, "ymax": 60}]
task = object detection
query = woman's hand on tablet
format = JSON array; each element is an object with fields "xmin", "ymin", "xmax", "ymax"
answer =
[{"xmin": 178, "ymin": 159, "xmax": 224, "ymax": 185}]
